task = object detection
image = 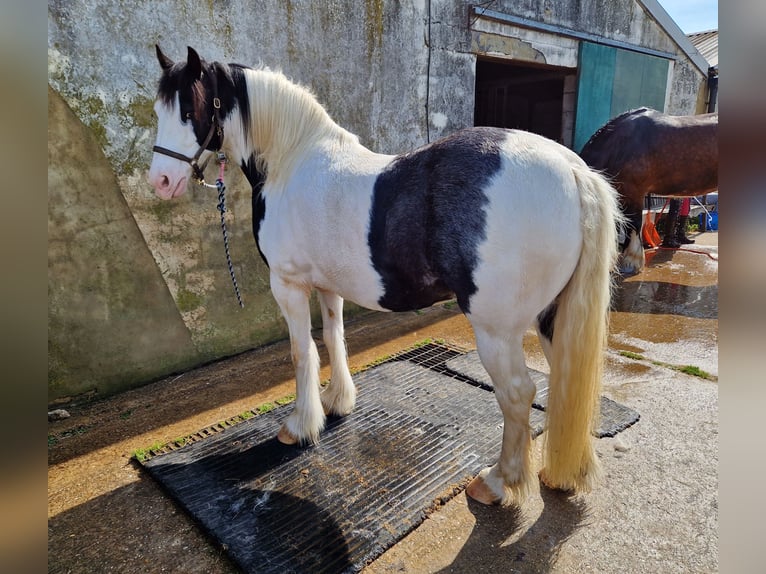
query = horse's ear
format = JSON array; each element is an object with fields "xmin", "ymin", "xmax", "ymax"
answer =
[
  {"xmin": 155, "ymin": 44, "xmax": 174, "ymax": 70},
  {"xmin": 186, "ymin": 46, "xmax": 203, "ymax": 79}
]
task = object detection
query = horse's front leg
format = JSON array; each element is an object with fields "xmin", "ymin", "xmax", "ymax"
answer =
[
  {"xmin": 619, "ymin": 204, "xmax": 645, "ymax": 275},
  {"xmin": 271, "ymin": 275, "xmax": 325, "ymax": 445},
  {"xmin": 317, "ymin": 290, "xmax": 356, "ymax": 417}
]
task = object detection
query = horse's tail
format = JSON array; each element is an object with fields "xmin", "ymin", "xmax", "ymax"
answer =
[{"xmin": 540, "ymin": 164, "xmax": 623, "ymax": 493}]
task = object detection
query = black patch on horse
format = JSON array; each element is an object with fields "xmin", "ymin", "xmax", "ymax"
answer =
[
  {"xmin": 241, "ymin": 155, "xmax": 269, "ymax": 267},
  {"xmin": 368, "ymin": 127, "xmax": 505, "ymax": 313},
  {"xmin": 536, "ymin": 302, "xmax": 557, "ymax": 343}
]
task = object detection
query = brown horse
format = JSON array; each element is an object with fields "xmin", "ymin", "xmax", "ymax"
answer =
[{"xmin": 579, "ymin": 107, "xmax": 718, "ymax": 274}]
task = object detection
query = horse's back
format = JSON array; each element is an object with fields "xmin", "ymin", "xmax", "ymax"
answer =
[
  {"xmin": 369, "ymin": 127, "xmax": 583, "ymax": 315},
  {"xmin": 580, "ymin": 108, "xmax": 718, "ymax": 198}
]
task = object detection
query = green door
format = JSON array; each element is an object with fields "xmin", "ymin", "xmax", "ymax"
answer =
[{"xmin": 574, "ymin": 42, "xmax": 671, "ymax": 151}]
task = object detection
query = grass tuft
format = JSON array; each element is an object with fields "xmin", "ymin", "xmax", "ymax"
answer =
[{"xmin": 618, "ymin": 350, "xmax": 716, "ymax": 381}]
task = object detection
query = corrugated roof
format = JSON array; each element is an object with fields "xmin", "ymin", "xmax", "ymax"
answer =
[{"xmin": 688, "ymin": 29, "xmax": 718, "ymax": 69}]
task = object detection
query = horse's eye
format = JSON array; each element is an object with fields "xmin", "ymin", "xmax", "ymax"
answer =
[{"xmin": 185, "ymin": 112, "xmax": 192, "ymax": 120}]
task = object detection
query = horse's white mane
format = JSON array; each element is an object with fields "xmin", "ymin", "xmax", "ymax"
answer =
[{"xmin": 242, "ymin": 67, "xmax": 359, "ymax": 190}]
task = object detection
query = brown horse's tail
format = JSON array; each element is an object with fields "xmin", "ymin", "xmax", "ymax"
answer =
[{"xmin": 539, "ymin": 164, "xmax": 623, "ymax": 493}]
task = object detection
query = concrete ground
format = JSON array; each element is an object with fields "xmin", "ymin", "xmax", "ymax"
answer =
[{"xmin": 48, "ymin": 232, "xmax": 718, "ymax": 573}]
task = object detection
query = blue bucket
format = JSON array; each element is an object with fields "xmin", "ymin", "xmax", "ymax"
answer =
[{"xmin": 699, "ymin": 211, "xmax": 718, "ymax": 231}]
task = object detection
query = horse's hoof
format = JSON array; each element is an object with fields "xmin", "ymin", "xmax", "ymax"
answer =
[
  {"xmin": 277, "ymin": 425, "xmax": 299, "ymax": 445},
  {"xmin": 466, "ymin": 474, "xmax": 501, "ymax": 505},
  {"xmin": 618, "ymin": 266, "xmax": 639, "ymax": 277}
]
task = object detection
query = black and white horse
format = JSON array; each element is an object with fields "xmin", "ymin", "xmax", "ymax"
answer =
[{"xmin": 147, "ymin": 46, "xmax": 623, "ymax": 506}]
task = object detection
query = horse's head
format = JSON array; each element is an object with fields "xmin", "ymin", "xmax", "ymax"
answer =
[{"xmin": 148, "ymin": 45, "xmax": 224, "ymax": 199}]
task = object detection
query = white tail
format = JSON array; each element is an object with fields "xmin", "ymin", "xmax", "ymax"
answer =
[{"xmin": 540, "ymin": 165, "xmax": 623, "ymax": 492}]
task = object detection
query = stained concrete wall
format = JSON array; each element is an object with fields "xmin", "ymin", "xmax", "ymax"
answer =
[
  {"xmin": 47, "ymin": 0, "xmax": 706, "ymax": 403},
  {"xmin": 48, "ymin": 86, "xmax": 198, "ymax": 399}
]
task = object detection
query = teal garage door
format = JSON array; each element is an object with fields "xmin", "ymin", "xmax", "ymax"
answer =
[{"xmin": 573, "ymin": 42, "xmax": 671, "ymax": 151}]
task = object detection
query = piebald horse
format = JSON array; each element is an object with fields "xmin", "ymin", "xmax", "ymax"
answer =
[{"xmin": 148, "ymin": 46, "xmax": 623, "ymax": 506}]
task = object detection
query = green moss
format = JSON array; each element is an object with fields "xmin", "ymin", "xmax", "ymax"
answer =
[
  {"xmin": 73, "ymin": 94, "xmax": 110, "ymax": 151},
  {"xmin": 619, "ymin": 351, "xmax": 716, "ymax": 381},
  {"xmin": 256, "ymin": 402, "xmax": 275, "ymax": 414},
  {"xmin": 365, "ymin": 0, "xmax": 384, "ymax": 61},
  {"xmin": 678, "ymin": 365, "xmax": 713, "ymax": 380},
  {"xmin": 126, "ymin": 96, "xmax": 155, "ymax": 129},
  {"xmin": 133, "ymin": 440, "xmax": 165, "ymax": 462},
  {"xmin": 149, "ymin": 198, "xmax": 175, "ymax": 224},
  {"xmin": 619, "ymin": 350, "xmax": 646, "ymax": 361},
  {"xmin": 275, "ymin": 394, "xmax": 296, "ymax": 406},
  {"xmin": 176, "ymin": 289, "xmax": 203, "ymax": 313}
]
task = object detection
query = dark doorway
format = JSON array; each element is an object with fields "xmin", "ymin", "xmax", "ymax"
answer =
[{"xmin": 474, "ymin": 59, "xmax": 569, "ymax": 144}]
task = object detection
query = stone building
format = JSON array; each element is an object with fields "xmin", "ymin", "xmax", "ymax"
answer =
[{"xmin": 48, "ymin": 0, "xmax": 712, "ymax": 402}]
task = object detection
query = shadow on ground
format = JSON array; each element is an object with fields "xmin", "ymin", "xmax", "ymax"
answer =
[{"xmin": 438, "ymin": 488, "xmax": 587, "ymax": 574}]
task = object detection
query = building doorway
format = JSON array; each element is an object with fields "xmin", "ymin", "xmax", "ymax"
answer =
[{"xmin": 474, "ymin": 58, "xmax": 574, "ymax": 146}]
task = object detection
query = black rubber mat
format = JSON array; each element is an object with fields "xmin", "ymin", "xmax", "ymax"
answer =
[
  {"xmin": 444, "ymin": 351, "xmax": 550, "ymax": 406},
  {"xmin": 140, "ymin": 343, "xmax": 635, "ymax": 573},
  {"xmin": 445, "ymin": 350, "xmax": 640, "ymax": 438}
]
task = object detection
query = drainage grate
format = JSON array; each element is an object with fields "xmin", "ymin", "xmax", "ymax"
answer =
[{"xmin": 388, "ymin": 340, "xmax": 471, "ymax": 376}]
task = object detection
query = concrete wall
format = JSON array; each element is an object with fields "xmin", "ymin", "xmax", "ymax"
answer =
[
  {"xmin": 48, "ymin": 86, "xmax": 198, "ymax": 399},
  {"xmin": 48, "ymin": 0, "xmax": 706, "ymax": 403},
  {"xmin": 48, "ymin": 0, "xmax": 438, "ymax": 403}
]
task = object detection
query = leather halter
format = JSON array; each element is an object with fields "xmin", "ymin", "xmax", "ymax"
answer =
[{"xmin": 152, "ymin": 69, "xmax": 224, "ymax": 184}]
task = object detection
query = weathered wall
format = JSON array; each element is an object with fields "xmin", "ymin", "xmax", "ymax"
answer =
[
  {"xmin": 48, "ymin": 86, "xmax": 199, "ymax": 399},
  {"xmin": 48, "ymin": 0, "xmax": 706, "ymax": 403},
  {"xmin": 48, "ymin": 0, "xmax": 437, "ymax": 403}
]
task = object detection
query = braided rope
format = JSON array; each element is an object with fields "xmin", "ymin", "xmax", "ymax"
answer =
[{"xmin": 216, "ymin": 178, "xmax": 244, "ymax": 308}]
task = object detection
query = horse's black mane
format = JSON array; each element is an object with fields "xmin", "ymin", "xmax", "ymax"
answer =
[
  {"xmin": 580, "ymin": 107, "xmax": 658, "ymax": 170},
  {"xmin": 579, "ymin": 107, "xmax": 656, "ymax": 155}
]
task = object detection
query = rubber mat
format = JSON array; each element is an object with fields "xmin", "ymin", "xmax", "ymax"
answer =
[
  {"xmin": 445, "ymin": 350, "xmax": 640, "ymax": 437},
  {"xmin": 140, "ymin": 344, "xmax": 635, "ymax": 573}
]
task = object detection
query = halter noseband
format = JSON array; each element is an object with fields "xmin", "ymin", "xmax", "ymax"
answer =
[{"xmin": 153, "ymin": 69, "xmax": 224, "ymax": 184}]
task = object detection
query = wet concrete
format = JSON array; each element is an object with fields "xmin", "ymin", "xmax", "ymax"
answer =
[
  {"xmin": 47, "ymin": 231, "xmax": 717, "ymax": 573},
  {"xmin": 365, "ymin": 231, "xmax": 718, "ymax": 574},
  {"xmin": 610, "ymin": 233, "xmax": 719, "ymax": 378}
]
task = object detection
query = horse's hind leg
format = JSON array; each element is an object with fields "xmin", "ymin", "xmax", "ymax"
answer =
[
  {"xmin": 271, "ymin": 275, "xmax": 325, "ymax": 445},
  {"xmin": 466, "ymin": 327, "xmax": 537, "ymax": 506},
  {"xmin": 317, "ymin": 290, "xmax": 356, "ymax": 417}
]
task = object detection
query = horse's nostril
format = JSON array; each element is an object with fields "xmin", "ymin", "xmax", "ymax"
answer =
[{"xmin": 160, "ymin": 175, "xmax": 170, "ymax": 189}]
